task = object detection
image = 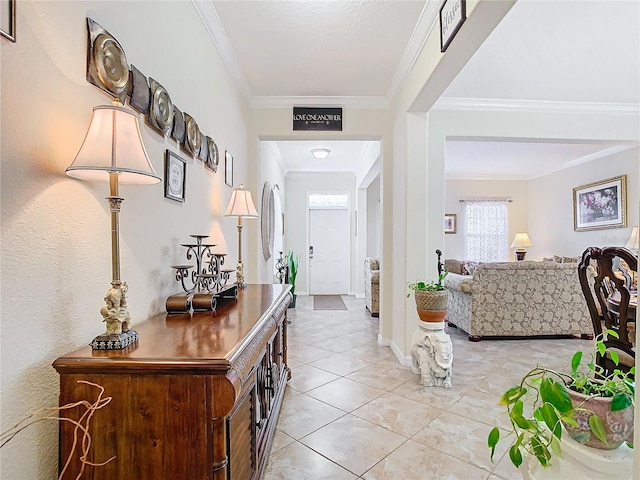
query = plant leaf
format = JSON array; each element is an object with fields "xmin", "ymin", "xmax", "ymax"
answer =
[
  {"xmin": 609, "ymin": 350, "xmax": 620, "ymax": 366},
  {"xmin": 611, "ymin": 393, "xmax": 632, "ymax": 412},
  {"xmin": 540, "ymin": 379, "xmax": 573, "ymax": 414},
  {"xmin": 597, "ymin": 342, "xmax": 606, "ymax": 357},
  {"xmin": 488, "ymin": 427, "xmax": 500, "ymax": 461},
  {"xmin": 500, "ymin": 386, "xmax": 526, "ymax": 405},
  {"xmin": 509, "ymin": 444, "xmax": 523, "ymax": 467},
  {"xmin": 588, "ymin": 414, "xmax": 608, "ymax": 445},
  {"xmin": 512, "ymin": 400, "xmax": 532, "ymax": 429},
  {"xmin": 530, "ymin": 437, "xmax": 549, "ymax": 467},
  {"xmin": 571, "ymin": 351, "xmax": 582, "ymax": 373},
  {"xmin": 607, "ymin": 329, "xmax": 619, "ymax": 339},
  {"xmin": 540, "ymin": 403, "xmax": 562, "ymax": 440}
]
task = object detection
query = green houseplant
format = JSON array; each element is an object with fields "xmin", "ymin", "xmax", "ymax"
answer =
[
  {"xmin": 407, "ymin": 269, "xmax": 449, "ymax": 322},
  {"xmin": 286, "ymin": 250, "xmax": 300, "ymax": 308},
  {"xmin": 488, "ymin": 330, "xmax": 635, "ymax": 469}
]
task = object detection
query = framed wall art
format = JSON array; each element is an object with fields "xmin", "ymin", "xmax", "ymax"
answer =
[
  {"xmin": 573, "ymin": 175, "xmax": 626, "ymax": 232},
  {"xmin": 444, "ymin": 213, "xmax": 457, "ymax": 234},
  {"xmin": 225, "ymin": 151, "xmax": 233, "ymax": 187},
  {"xmin": 1, "ymin": 0, "xmax": 15, "ymax": 42},
  {"xmin": 439, "ymin": 0, "xmax": 465, "ymax": 52},
  {"xmin": 164, "ymin": 150, "xmax": 186, "ymax": 203}
]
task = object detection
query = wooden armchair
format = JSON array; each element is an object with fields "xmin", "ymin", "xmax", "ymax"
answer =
[{"xmin": 578, "ymin": 246, "xmax": 637, "ymax": 377}]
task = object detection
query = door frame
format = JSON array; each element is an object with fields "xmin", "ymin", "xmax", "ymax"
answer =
[{"xmin": 306, "ymin": 191, "xmax": 352, "ymax": 295}]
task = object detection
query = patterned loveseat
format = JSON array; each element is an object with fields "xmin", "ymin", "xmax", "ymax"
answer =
[
  {"xmin": 364, "ymin": 257, "xmax": 379, "ymax": 317},
  {"xmin": 443, "ymin": 261, "xmax": 593, "ymax": 341}
]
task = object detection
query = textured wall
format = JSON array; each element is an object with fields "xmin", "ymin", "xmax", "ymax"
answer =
[{"xmin": 0, "ymin": 2, "xmax": 247, "ymax": 478}]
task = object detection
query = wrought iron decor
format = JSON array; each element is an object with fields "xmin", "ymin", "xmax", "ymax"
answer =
[
  {"xmin": 166, "ymin": 235, "xmax": 237, "ymax": 313},
  {"xmin": 85, "ymin": 18, "xmax": 221, "ymax": 174}
]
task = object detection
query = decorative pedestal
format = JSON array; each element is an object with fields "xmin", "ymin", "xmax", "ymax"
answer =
[
  {"xmin": 522, "ymin": 435, "xmax": 633, "ymax": 479},
  {"xmin": 410, "ymin": 320, "xmax": 453, "ymax": 388},
  {"xmin": 91, "ymin": 330, "xmax": 138, "ymax": 350}
]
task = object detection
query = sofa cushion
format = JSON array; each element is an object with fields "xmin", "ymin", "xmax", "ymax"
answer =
[
  {"xmin": 444, "ymin": 259, "xmax": 463, "ymax": 275},
  {"xmin": 461, "ymin": 261, "xmax": 480, "ymax": 276}
]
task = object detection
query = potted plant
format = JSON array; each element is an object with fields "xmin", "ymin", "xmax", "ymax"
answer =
[
  {"xmin": 407, "ymin": 269, "xmax": 449, "ymax": 322},
  {"xmin": 488, "ymin": 330, "xmax": 635, "ymax": 470},
  {"xmin": 286, "ymin": 250, "xmax": 300, "ymax": 308}
]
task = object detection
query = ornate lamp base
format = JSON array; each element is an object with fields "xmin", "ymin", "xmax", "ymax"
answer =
[
  {"xmin": 236, "ymin": 260, "xmax": 247, "ymax": 288},
  {"xmin": 91, "ymin": 330, "xmax": 138, "ymax": 350},
  {"xmin": 515, "ymin": 250, "xmax": 527, "ymax": 261}
]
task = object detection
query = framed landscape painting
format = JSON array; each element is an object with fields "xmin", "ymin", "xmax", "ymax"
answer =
[{"xmin": 573, "ymin": 175, "xmax": 626, "ymax": 232}]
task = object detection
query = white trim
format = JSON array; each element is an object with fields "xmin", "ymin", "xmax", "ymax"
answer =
[
  {"xmin": 386, "ymin": 0, "xmax": 441, "ymax": 101},
  {"xmin": 192, "ymin": 0, "xmax": 254, "ymax": 103},
  {"xmin": 433, "ymin": 97, "xmax": 640, "ymax": 115},
  {"xmin": 388, "ymin": 339, "xmax": 413, "ymax": 368}
]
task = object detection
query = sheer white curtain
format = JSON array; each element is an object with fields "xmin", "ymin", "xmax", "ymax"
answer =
[{"xmin": 464, "ymin": 201, "xmax": 509, "ymax": 262}]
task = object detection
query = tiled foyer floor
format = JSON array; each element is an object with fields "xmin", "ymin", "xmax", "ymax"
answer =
[{"xmin": 264, "ymin": 295, "xmax": 592, "ymax": 480}]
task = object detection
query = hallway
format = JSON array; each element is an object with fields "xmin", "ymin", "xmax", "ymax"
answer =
[{"xmin": 264, "ymin": 295, "xmax": 592, "ymax": 479}]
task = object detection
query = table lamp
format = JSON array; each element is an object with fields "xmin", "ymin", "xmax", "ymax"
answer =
[
  {"xmin": 66, "ymin": 103, "xmax": 160, "ymax": 349},
  {"xmin": 511, "ymin": 232, "xmax": 533, "ymax": 261},
  {"xmin": 224, "ymin": 184, "xmax": 258, "ymax": 288}
]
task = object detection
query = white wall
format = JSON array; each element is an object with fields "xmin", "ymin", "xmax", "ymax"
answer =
[
  {"xmin": 256, "ymin": 141, "xmax": 287, "ymax": 284},
  {"xmin": 1, "ymin": 2, "xmax": 247, "ymax": 478},
  {"xmin": 366, "ymin": 176, "xmax": 381, "ymax": 257},
  {"xmin": 284, "ymin": 172, "xmax": 356, "ymax": 295},
  {"xmin": 530, "ymin": 147, "xmax": 639, "ymax": 258},
  {"xmin": 444, "ymin": 179, "xmax": 529, "ymax": 261}
]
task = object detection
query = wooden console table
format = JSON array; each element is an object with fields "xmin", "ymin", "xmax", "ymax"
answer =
[{"xmin": 53, "ymin": 284, "xmax": 292, "ymax": 480}]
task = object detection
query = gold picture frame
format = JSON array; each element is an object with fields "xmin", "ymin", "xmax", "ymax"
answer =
[{"xmin": 573, "ymin": 175, "xmax": 626, "ymax": 232}]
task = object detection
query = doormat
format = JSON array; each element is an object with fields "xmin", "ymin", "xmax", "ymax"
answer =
[{"xmin": 313, "ymin": 295, "xmax": 348, "ymax": 311}]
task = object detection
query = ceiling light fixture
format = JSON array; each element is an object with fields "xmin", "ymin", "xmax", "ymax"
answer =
[{"xmin": 311, "ymin": 148, "xmax": 331, "ymax": 160}]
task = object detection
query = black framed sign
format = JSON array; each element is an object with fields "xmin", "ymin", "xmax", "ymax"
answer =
[
  {"xmin": 293, "ymin": 107, "xmax": 342, "ymax": 131},
  {"xmin": 440, "ymin": 0, "xmax": 466, "ymax": 52},
  {"xmin": 164, "ymin": 150, "xmax": 186, "ymax": 203}
]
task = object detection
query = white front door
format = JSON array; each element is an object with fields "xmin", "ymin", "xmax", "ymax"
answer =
[{"xmin": 309, "ymin": 209, "xmax": 350, "ymax": 295}]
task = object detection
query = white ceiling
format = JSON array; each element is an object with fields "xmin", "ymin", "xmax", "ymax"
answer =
[{"xmin": 197, "ymin": 0, "xmax": 640, "ymax": 178}]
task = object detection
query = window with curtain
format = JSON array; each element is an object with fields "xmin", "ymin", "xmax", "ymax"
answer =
[{"xmin": 464, "ymin": 201, "xmax": 509, "ymax": 262}]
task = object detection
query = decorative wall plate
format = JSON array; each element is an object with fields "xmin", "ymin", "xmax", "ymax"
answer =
[
  {"xmin": 261, "ymin": 183, "xmax": 275, "ymax": 261},
  {"xmin": 198, "ymin": 132, "xmax": 208, "ymax": 162},
  {"xmin": 86, "ymin": 18, "xmax": 130, "ymax": 103},
  {"xmin": 129, "ymin": 64, "xmax": 149, "ymax": 114},
  {"xmin": 171, "ymin": 106, "xmax": 185, "ymax": 144},
  {"xmin": 183, "ymin": 113, "xmax": 202, "ymax": 157},
  {"xmin": 149, "ymin": 78, "xmax": 174, "ymax": 135},
  {"xmin": 206, "ymin": 137, "xmax": 219, "ymax": 172}
]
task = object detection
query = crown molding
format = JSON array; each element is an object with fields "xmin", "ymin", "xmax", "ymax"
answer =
[
  {"xmin": 386, "ymin": 0, "xmax": 440, "ymax": 101},
  {"xmin": 192, "ymin": 0, "xmax": 254, "ymax": 103},
  {"xmin": 433, "ymin": 97, "xmax": 640, "ymax": 115},
  {"xmin": 249, "ymin": 96, "xmax": 391, "ymax": 109}
]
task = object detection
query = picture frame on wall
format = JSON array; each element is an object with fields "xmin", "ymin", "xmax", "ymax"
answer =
[
  {"xmin": 573, "ymin": 175, "xmax": 626, "ymax": 232},
  {"xmin": 444, "ymin": 213, "xmax": 457, "ymax": 234},
  {"xmin": 164, "ymin": 150, "xmax": 186, "ymax": 203},
  {"xmin": 439, "ymin": 0, "xmax": 465, "ymax": 52},
  {"xmin": 225, "ymin": 151, "xmax": 233, "ymax": 187},
  {"xmin": 1, "ymin": 0, "xmax": 16, "ymax": 42}
]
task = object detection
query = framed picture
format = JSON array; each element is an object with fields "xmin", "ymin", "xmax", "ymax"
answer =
[
  {"xmin": 444, "ymin": 213, "xmax": 457, "ymax": 234},
  {"xmin": 573, "ymin": 175, "xmax": 627, "ymax": 232},
  {"xmin": 439, "ymin": 0, "xmax": 465, "ymax": 52},
  {"xmin": 1, "ymin": 0, "xmax": 15, "ymax": 42},
  {"xmin": 225, "ymin": 151, "xmax": 233, "ymax": 187},
  {"xmin": 164, "ymin": 150, "xmax": 186, "ymax": 203}
]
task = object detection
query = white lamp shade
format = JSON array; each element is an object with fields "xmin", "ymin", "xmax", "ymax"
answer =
[
  {"xmin": 66, "ymin": 105, "xmax": 160, "ymax": 184},
  {"xmin": 224, "ymin": 185, "xmax": 258, "ymax": 217},
  {"xmin": 511, "ymin": 232, "xmax": 533, "ymax": 249},
  {"xmin": 626, "ymin": 227, "xmax": 639, "ymax": 250}
]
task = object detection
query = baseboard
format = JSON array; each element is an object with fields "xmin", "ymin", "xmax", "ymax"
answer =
[
  {"xmin": 379, "ymin": 335, "xmax": 412, "ymax": 367},
  {"xmin": 355, "ymin": 294, "xmax": 365, "ymax": 299}
]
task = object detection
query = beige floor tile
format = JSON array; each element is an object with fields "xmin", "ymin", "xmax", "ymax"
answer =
[
  {"xmin": 276, "ymin": 393, "xmax": 345, "ymax": 439},
  {"xmin": 351, "ymin": 392, "xmax": 444, "ymax": 437},
  {"xmin": 391, "ymin": 376, "xmax": 465, "ymax": 410},
  {"xmin": 300, "ymin": 414, "xmax": 406, "ymax": 476},
  {"xmin": 447, "ymin": 388, "xmax": 512, "ymax": 430},
  {"xmin": 287, "ymin": 364, "xmax": 340, "ymax": 392},
  {"xmin": 264, "ymin": 441, "xmax": 357, "ymax": 480},
  {"xmin": 362, "ymin": 439, "xmax": 491, "ymax": 480},
  {"xmin": 412, "ymin": 411, "xmax": 509, "ymax": 472},
  {"xmin": 343, "ymin": 344, "xmax": 396, "ymax": 363},
  {"xmin": 306, "ymin": 377, "xmax": 386, "ymax": 412},
  {"xmin": 288, "ymin": 344, "xmax": 335, "ymax": 363},
  {"xmin": 270, "ymin": 429, "xmax": 296, "ymax": 453},
  {"xmin": 309, "ymin": 352, "xmax": 373, "ymax": 376},
  {"xmin": 346, "ymin": 362, "xmax": 415, "ymax": 391}
]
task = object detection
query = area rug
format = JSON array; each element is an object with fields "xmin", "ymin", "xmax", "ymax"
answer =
[{"xmin": 313, "ymin": 295, "xmax": 348, "ymax": 311}]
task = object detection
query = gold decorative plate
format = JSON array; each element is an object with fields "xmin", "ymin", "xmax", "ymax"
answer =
[
  {"xmin": 183, "ymin": 113, "xmax": 201, "ymax": 157},
  {"xmin": 206, "ymin": 137, "xmax": 219, "ymax": 173},
  {"xmin": 149, "ymin": 78, "xmax": 174, "ymax": 135}
]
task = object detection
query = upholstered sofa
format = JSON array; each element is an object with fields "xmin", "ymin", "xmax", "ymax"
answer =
[
  {"xmin": 443, "ymin": 261, "xmax": 593, "ymax": 341},
  {"xmin": 364, "ymin": 257, "xmax": 379, "ymax": 317}
]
